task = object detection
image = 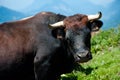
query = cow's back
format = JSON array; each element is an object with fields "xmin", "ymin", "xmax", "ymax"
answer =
[
  {"xmin": 0, "ymin": 12, "xmax": 66, "ymax": 80},
  {"xmin": 0, "ymin": 19, "xmax": 36, "ymax": 80}
]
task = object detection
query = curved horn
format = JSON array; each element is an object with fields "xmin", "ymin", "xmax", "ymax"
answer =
[
  {"xmin": 88, "ymin": 12, "xmax": 102, "ymax": 20},
  {"xmin": 50, "ymin": 21, "xmax": 64, "ymax": 28}
]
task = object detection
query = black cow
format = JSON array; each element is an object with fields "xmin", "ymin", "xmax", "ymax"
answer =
[{"xmin": 0, "ymin": 12, "xmax": 103, "ymax": 80}]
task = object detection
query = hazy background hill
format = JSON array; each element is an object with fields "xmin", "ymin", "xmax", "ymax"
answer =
[
  {"xmin": 22, "ymin": 0, "xmax": 74, "ymax": 16},
  {"xmin": 0, "ymin": 6, "xmax": 26, "ymax": 22},
  {"xmin": 0, "ymin": 0, "xmax": 120, "ymax": 29}
]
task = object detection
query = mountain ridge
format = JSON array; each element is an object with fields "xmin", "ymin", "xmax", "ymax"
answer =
[{"xmin": 0, "ymin": 6, "xmax": 26, "ymax": 23}]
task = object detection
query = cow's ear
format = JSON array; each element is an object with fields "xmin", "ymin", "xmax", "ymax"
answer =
[
  {"xmin": 52, "ymin": 27, "xmax": 65, "ymax": 39},
  {"xmin": 91, "ymin": 20, "xmax": 103, "ymax": 32}
]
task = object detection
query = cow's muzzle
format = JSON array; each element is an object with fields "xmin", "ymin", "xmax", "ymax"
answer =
[{"xmin": 75, "ymin": 50, "xmax": 92, "ymax": 63}]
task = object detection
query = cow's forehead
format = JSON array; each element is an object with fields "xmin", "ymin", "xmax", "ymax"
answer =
[{"xmin": 64, "ymin": 14, "xmax": 88, "ymax": 29}]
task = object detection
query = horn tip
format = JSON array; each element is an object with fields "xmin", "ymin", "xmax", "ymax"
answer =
[{"xmin": 98, "ymin": 11, "xmax": 102, "ymax": 19}]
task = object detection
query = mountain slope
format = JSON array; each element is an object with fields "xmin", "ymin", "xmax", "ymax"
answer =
[
  {"xmin": 22, "ymin": 0, "xmax": 74, "ymax": 16},
  {"xmin": 0, "ymin": 6, "xmax": 25, "ymax": 23}
]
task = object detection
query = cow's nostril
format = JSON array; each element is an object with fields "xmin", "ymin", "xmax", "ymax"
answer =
[
  {"xmin": 77, "ymin": 50, "xmax": 89, "ymax": 57},
  {"xmin": 87, "ymin": 53, "xmax": 92, "ymax": 59}
]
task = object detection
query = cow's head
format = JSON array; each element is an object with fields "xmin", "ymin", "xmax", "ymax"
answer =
[{"xmin": 50, "ymin": 12, "xmax": 103, "ymax": 63}]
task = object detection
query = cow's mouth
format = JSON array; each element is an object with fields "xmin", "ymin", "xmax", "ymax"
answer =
[
  {"xmin": 74, "ymin": 52, "xmax": 92, "ymax": 63},
  {"xmin": 68, "ymin": 47, "xmax": 92, "ymax": 63}
]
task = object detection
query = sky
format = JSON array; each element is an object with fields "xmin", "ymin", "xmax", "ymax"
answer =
[
  {"xmin": 0, "ymin": 0, "xmax": 119, "ymax": 29},
  {"xmin": 0, "ymin": 0, "xmax": 115, "ymax": 12},
  {"xmin": 0, "ymin": 0, "xmax": 34, "ymax": 10}
]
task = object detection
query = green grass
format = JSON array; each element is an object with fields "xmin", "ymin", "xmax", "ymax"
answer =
[{"xmin": 60, "ymin": 26, "xmax": 120, "ymax": 80}]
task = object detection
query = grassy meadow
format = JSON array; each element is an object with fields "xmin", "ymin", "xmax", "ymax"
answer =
[{"xmin": 60, "ymin": 26, "xmax": 120, "ymax": 80}]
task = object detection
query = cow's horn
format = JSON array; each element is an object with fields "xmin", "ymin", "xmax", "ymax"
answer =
[
  {"xmin": 50, "ymin": 21, "xmax": 64, "ymax": 27},
  {"xmin": 88, "ymin": 12, "xmax": 102, "ymax": 20}
]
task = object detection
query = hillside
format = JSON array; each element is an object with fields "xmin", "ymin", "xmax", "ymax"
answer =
[
  {"xmin": 0, "ymin": 6, "xmax": 25, "ymax": 23},
  {"xmin": 22, "ymin": 0, "xmax": 74, "ymax": 16}
]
